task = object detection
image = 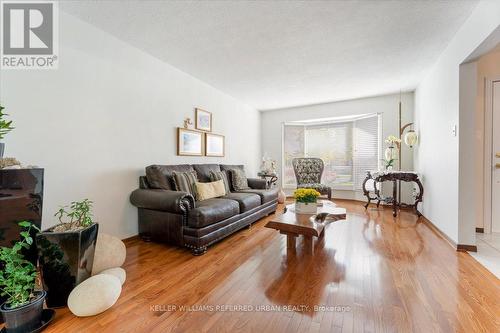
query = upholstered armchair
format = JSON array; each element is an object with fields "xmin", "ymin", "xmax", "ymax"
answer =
[{"xmin": 292, "ymin": 158, "xmax": 332, "ymax": 200}]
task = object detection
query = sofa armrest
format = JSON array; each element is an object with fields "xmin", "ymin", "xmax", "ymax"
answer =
[
  {"xmin": 247, "ymin": 178, "xmax": 267, "ymax": 189},
  {"xmin": 130, "ymin": 189, "xmax": 194, "ymax": 214}
]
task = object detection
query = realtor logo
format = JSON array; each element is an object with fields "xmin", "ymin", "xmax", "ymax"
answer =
[{"xmin": 1, "ymin": 1, "xmax": 58, "ymax": 69}]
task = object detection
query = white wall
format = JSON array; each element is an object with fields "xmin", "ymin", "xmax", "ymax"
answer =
[
  {"xmin": 414, "ymin": 0, "xmax": 500, "ymax": 245},
  {"xmin": 473, "ymin": 46, "xmax": 500, "ymax": 229},
  {"xmin": 261, "ymin": 92, "xmax": 414, "ymax": 201},
  {"xmin": 459, "ymin": 61, "xmax": 478, "ymax": 246},
  {"xmin": 0, "ymin": 11, "xmax": 261, "ymax": 239}
]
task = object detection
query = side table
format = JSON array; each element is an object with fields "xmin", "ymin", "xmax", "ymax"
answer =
[{"xmin": 257, "ymin": 172, "xmax": 278, "ymax": 189}]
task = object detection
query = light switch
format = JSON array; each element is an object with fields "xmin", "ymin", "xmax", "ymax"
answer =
[{"xmin": 452, "ymin": 125, "xmax": 457, "ymax": 137}]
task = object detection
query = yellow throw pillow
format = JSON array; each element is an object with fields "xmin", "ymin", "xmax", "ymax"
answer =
[{"xmin": 195, "ymin": 180, "xmax": 226, "ymax": 201}]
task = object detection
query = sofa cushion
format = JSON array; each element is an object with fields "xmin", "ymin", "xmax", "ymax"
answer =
[
  {"xmin": 219, "ymin": 164, "xmax": 244, "ymax": 172},
  {"xmin": 172, "ymin": 171, "xmax": 198, "ymax": 199},
  {"xmin": 146, "ymin": 165, "xmax": 194, "ymax": 190},
  {"xmin": 236, "ymin": 188, "xmax": 279, "ymax": 204},
  {"xmin": 220, "ymin": 165, "xmax": 244, "ymax": 191},
  {"xmin": 193, "ymin": 164, "xmax": 221, "ymax": 182},
  {"xmin": 220, "ymin": 192, "xmax": 261, "ymax": 212},
  {"xmin": 195, "ymin": 180, "xmax": 226, "ymax": 201},
  {"xmin": 230, "ymin": 168, "xmax": 250, "ymax": 191},
  {"xmin": 188, "ymin": 198, "xmax": 240, "ymax": 228},
  {"xmin": 209, "ymin": 170, "xmax": 230, "ymax": 194}
]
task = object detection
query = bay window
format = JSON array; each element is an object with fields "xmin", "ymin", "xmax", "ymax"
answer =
[{"xmin": 282, "ymin": 113, "xmax": 381, "ymax": 191}]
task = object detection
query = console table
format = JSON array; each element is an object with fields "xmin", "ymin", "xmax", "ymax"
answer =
[
  {"xmin": 257, "ymin": 172, "xmax": 278, "ymax": 189},
  {"xmin": 362, "ymin": 171, "xmax": 423, "ymax": 217}
]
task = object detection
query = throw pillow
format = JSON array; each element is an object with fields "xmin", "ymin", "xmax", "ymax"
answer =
[
  {"xmin": 230, "ymin": 168, "xmax": 250, "ymax": 191},
  {"xmin": 209, "ymin": 170, "xmax": 230, "ymax": 194},
  {"xmin": 195, "ymin": 180, "xmax": 226, "ymax": 201},
  {"xmin": 172, "ymin": 171, "xmax": 198, "ymax": 200}
]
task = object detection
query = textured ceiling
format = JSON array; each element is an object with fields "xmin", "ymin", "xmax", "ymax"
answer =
[{"xmin": 61, "ymin": 0, "xmax": 478, "ymax": 110}]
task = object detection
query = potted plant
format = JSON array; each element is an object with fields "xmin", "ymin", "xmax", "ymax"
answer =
[
  {"xmin": 36, "ymin": 199, "xmax": 99, "ymax": 307},
  {"xmin": 383, "ymin": 135, "xmax": 401, "ymax": 171},
  {"xmin": 0, "ymin": 104, "xmax": 15, "ymax": 158},
  {"xmin": 294, "ymin": 188, "xmax": 321, "ymax": 214},
  {"xmin": 382, "ymin": 157, "xmax": 397, "ymax": 171},
  {"xmin": 0, "ymin": 221, "xmax": 46, "ymax": 333}
]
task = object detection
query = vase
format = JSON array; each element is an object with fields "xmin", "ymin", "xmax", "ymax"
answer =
[
  {"xmin": 36, "ymin": 223, "xmax": 99, "ymax": 307},
  {"xmin": 277, "ymin": 188, "xmax": 286, "ymax": 204},
  {"xmin": 295, "ymin": 201, "xmax": 317, "ymax": 214},
  {"xmin": 0, "ymin": 142, "xmax": 4, "ymax": 158}
]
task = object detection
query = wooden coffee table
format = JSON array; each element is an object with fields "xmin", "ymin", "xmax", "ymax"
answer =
[{"xmin": 265, "ymin": 201, "xmax": 346, "ymax": 255}]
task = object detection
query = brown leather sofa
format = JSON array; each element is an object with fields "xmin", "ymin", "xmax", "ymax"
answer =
[{"xmin": 130, "ymin": 164, "xmax": 278, "ymax": 255}]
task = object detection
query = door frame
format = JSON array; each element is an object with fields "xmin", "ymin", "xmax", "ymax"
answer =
[{"xmin": 483, "ymin": 76, "xmax": 500, "ymax": 234}]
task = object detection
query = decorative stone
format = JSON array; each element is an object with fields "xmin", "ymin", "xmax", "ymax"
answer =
[
  {"xmin": 92, "ymin": 233, "xmax": 126, "ymax": 275},
  {"xmin": 100, "ymin": 267, "xmax": 126, "ymax": 285},
  {"xmin": 68, "ymin": 274, "xmax": 122, "ymax": 317}
]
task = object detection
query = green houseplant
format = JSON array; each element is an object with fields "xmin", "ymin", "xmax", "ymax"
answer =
[
  {"xmin": 0, "ymin": 104, "xmax": 14, "ymax": 158},
  {"xmin": 36, "ymin": 199, "xmax": 99, "ymax": 307},
  {"xmin": 0, "ymin": 221, "xmax": 47, "ymax": 333}
]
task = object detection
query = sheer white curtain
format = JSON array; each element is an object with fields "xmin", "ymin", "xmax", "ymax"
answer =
[{"xmin": 282, "ymin": 114, "xmax": 380, "ymax": 190}]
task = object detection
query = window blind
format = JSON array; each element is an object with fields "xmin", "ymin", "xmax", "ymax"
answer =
[
  {"xmin": 353, "ymin": 115, "xmax": 380, "ymax": 190},
  {"xmin": 282, "ymin": 114, "xmax": 380, "ymax": 190}
]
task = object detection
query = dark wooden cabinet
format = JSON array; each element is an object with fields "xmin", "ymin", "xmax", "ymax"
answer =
[{"xmin": 0, "ymin": 168, "xmax": 44, "ymax": 248}]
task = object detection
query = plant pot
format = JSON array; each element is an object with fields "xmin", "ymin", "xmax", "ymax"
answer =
[
  {"xmin": 36, "ymin": 223, "xmax": 99, "ymax": 308},
  {"xmin": 0, "ymin": 142, "xmax": 4, "ymax": 158},
  {"xmin": 0, "ymin": 294, "xmax": 5, "ymax": 324},
  {"xmin": 0, "ymin": 290, "xmax": 46, "ymax": 333},
  {"xmin": 295, "ymin": 201, "xmax": 318, "ymax": 214}
]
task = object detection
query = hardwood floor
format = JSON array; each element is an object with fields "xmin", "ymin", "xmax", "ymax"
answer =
[{"xmin": 29, "ymin": 201, "xmax": 500, "ymax": 332}]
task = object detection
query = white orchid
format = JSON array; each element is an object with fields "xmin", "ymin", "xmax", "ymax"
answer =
[{"xmin": 385, "ymin": 135, "xmax": 401, "ymax": 145}]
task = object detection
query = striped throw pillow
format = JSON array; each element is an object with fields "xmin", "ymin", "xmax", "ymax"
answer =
[
  {"xmin": 209, "ymin": 170, "xmax": 230, "ymax": 194},
  {"xmin": 172, "ymin": 171, "xmax": 198, "ymax": 200}
]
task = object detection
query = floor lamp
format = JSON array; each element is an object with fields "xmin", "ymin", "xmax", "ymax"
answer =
[{"xmin": 397, "ymin": 93, "xmax": 418, "ymax": 203}]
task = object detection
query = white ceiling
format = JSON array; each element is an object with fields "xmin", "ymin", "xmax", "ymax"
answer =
[{"xmin": 61, "ymin": 0, "xmax": 478, "ymax": 111}]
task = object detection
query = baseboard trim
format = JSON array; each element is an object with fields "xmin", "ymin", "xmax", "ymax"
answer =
[
  {"xmin": 122, "ymin": 235, "xmax": 140, "ymax": 245},
  {"xmin": 420, "ymin": 215, "xmax": 478, "ymax": 252},
  {"xmin": 457, "ymin": 244, "xmax": 477, "ymax": 252},
  {"xmin": 476, "ymin": 227, "xmax": 484, "ymax": 233},
  {"xmin": 420, "ymin": 215, "xmax": 457, "ymax": 249}
]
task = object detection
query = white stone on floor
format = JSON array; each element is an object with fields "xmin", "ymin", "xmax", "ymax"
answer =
[
  {"xmin": 100, "ymin": 267, "xmax": 126, "ymax": 285},
  {"xmin": 68, "ymin": 274, "xmax": 122, "ymax": 317},
  {"xmin": 92, "ymin": 233, "xmax": 127, "ymax": 275}
]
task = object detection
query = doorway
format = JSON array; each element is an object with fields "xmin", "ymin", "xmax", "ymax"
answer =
[
  {"xmin": 490, "ymin": 80, "xmax": 500, "ymax": 233},
  {"xmin": 484, "ymin": 77, "xmax": 500, "ymax": 234}
]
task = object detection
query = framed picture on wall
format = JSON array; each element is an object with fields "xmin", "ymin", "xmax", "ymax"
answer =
[
  {"xmin": 177, "ymin": 128, "xmax": 204, "ymax": 156},
  {"xmin": 195, "ymin": 108, "xmax": 212, "ymax": 132},
  {"xmin": 205, "ymin": 133, "xmax": 225, "ymax": 157}
]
